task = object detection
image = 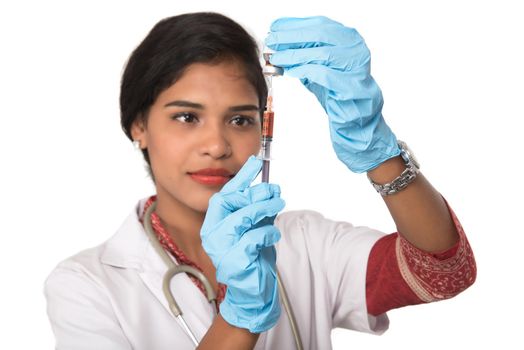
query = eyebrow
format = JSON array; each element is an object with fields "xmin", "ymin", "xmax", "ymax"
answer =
[{"xmin": 164, "ymin": 100, "xmax": 259, "ymax": 112}]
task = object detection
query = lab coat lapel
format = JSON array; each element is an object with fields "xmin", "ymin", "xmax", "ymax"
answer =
[
  {"xmin": 100, "ymin": 199, "xmax": 272, "ymax": 347},
  {"xmin": 138, "ymin": 240, "xmax": 217, "ymax": 341},
  {"xmin": 101, "ymin": 199, "xmax": 216, "ymax": 341}
]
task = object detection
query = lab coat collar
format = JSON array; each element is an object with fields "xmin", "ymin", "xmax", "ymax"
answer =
[
  {"xmin": 99, "ymin": 197, "xmax": 166, "ymax": 272},
  {"xmin": 99, "ymin": 198, "xmax": 217, "ymax": 341}
]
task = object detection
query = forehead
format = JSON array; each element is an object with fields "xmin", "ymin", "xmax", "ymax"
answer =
[
  {"xmin": 157, "ymin": 61, "xmax": 258, "ymax": 104},
  {"xmin": 181, "ymin": 60, "xmax": 246, "ymax": 79}
]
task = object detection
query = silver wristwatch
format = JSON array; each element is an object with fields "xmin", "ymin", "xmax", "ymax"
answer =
[{"xmin": 368, "ymin": 140, "xmax": 420, "ymax": 196}]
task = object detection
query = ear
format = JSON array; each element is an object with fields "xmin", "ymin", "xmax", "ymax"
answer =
[{"xmin": 130, "ymin": 117, "xmax": 148, "ymax": 149}]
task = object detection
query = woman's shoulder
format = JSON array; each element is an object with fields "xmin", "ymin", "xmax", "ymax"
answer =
[
  {"xmin": 275, "ymin": 209, "xmax": 357, "ymax": 237},
  {"xmin": 275, "ymin": 209, "xmax": 385, "ymax": 252},
  {"xmin": 44, "ymin": 243, "xmax": 111, "ymax": 313},
  {"xmin": 275, "ymin": 209, "xmax": 346, "ymax": 229},
  {"xmin": 45, "ymin": 201, "xmax": 147, "ymax": 288},
  {"xmin": 45, "ymin": 239, "xmax": 118, "ymax": 291}
]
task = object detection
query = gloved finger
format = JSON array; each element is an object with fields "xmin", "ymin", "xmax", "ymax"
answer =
[
  {"xmin": 253, "ymin": 214, "xmax": 277, "ymax": 228},
  {"xmin": 286, "ymin": 64, "xmax": 380, "ymax": 101},
  {"xmin": 201, "ymin": 195, "xmax": 284, "ymax": 255},
  {"xmin": 240, "ymin": 225, "xmax": 281, "ymax": 251},
  {"xmin": 220, "ymin": 155, "xmax": 262, "ymax": 194},
  {"xmin": 218, "ymin": 183, "xmax": 281, "ymax": 211},
  {"xmin": 224, "ymin": 248, "xmax": 277, "ymax": 294},
  {"xmin": 216, "ymin": 226, "xmax": 281, "ymax": 282},
  {"xmin": 202, "ymin": 155, "xmax": 261, "ymax": 231},
  {"xmin": 201, "ymin": 183, "xmax": 281, "ymax": 235},
  {"xmin": 265, "ymin": 25, "xmax": 362, "ymax": 51},
  {"xmin": 308, "ymin": 81, "xmax": 383, "ymax": 124},
  {"xmin": 210, "ymin": 197, "xmax": 285, "ymax": 239},
  {"xmin": 213, "ymin": 182, "xmax": 281, "ymax": 213},
  {"xmin": 269, "ymin": 45, "xmax": 368, "ymax": 71},
  {"xmin": 328, "ymin": 92, "xmax": 384, "ymax": 126},
  {"xmin": 269, "ymin": 16, "xmax": 343, "ymax": 31},
  {"xmin": 243, "ymin": 182, "xmax": 281, "ymax": 203}
]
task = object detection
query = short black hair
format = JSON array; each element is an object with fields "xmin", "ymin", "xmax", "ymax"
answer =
[{"xmin": 120, "ymin": 12, "xmax": 267, "ymax": 175}]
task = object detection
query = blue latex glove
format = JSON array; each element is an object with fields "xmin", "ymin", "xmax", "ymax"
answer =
[
  {"xmin": 200, "ymin": 155, "xmax": 285, "ymax": 333},
  {"xmin": 265, "ymin": 16, "xmax": 400, "ymax": 173}
]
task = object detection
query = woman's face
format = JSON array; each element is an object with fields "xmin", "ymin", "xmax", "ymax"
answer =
[{"xmin": 132, "ymin": 60, "xmax": 262, "ymax": 214}]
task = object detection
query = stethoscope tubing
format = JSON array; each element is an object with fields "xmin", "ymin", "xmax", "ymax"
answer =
[{"xmin": 143, "ymin": 201, "xmax": 303, "ymax": 349}]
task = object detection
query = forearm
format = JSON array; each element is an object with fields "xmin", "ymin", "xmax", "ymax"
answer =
[
  {"xmin": 367, "ymin": 156, "xmax": 459, "ymax": 253},
  {"xmin": 197, "ymin": 314, "xmax": 259, "ymax": 350}
]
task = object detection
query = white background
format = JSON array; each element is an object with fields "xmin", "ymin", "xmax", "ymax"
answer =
[{"xmin": 1, "ymin": 0, "xmax": 522, "ymax": 348}]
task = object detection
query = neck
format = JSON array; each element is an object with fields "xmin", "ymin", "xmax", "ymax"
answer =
[{"xmin": 154, "ymin": 192, "xmax": 207, "ymax": 259}]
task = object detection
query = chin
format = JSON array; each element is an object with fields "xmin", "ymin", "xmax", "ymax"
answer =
[
  {"xmin": 193, "ymin": 203, "xmax": 210, "ymax": 214},
  {"xmin": 189, "ymin": 195, "xmax": 213, "ymax": 214}
]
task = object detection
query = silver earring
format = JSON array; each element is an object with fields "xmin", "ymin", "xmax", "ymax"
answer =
[{"xmin": 132, "ymin": 140, "xmax": 141, "ymax": 150}]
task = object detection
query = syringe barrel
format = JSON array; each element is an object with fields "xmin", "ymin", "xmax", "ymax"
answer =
[
  {"xmin": 260, "ymin": 47, "xmax": 281, "ymax": 184},
  {"xmin": 259, "ymin": 139, "xmax": 272, "ymax": 161},
  {"xmin": 261, "ymin": 160, "xmax": 270, "ymax": 183},
  {"xmin": 262, "ymin": 110, "xmax": 274, "ymax": 138}
]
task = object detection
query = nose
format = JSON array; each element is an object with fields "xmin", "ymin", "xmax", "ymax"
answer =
[{"xmin": 198, "ymin": 125, "xmax": 232, "ymax": 159}]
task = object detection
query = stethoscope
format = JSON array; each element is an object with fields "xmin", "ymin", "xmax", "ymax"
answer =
[{"xmin": 143, "ymin": 201, "xmax": 303, "ymax": 349}]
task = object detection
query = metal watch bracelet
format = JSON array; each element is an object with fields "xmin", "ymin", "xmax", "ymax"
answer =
[
  {"xmin": 368, "ymin": 140, "xmax": 420, "ymax": 196},
  {"xmin": 368, "ymin": 163, "xmax": 419, "ymax": 196}
]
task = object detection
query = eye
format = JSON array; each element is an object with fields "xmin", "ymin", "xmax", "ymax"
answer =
[
  {"xmin": 172, "ymin": 112, "xmax": 198, "ymax": 123},
  {"xmin": 230, "ymin": 115, "xmax": 256, "ymax": 127}
]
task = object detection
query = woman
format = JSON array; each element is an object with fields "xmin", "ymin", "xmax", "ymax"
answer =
[{"xmin": 45, "ymin": 12, "xmax": 476, "ymax": 349}]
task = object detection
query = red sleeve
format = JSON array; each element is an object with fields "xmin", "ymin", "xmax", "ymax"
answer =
[{"xmin": 365, "ymin": 199, "xmax": 477, "ymax": 316}]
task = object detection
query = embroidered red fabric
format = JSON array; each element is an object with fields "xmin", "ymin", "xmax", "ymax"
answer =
[
  {"xmin": 140, "ymin": 196, "xmax": 227, "ymax": 311},
  {"xmin": 366, "ymin": 200, "xmax": 477, "ymax": 316}
]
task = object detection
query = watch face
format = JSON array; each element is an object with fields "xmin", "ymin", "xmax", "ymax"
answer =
[{"xmin": 399, "ymin": 141, "xmax": 420, "ymax": 169}]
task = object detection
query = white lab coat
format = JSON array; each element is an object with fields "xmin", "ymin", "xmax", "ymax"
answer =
[{"xmin": 45, "ymin": 198, "xmax": 389, "ymax": 349}]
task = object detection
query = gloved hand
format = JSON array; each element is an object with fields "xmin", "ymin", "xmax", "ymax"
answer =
[
  {"xmin": 200, "ymin": 155, "xmax": 285, "ymax": 333},
  {"xmin": 265, "ymin": 16, "xmax": 400, "ymax": 173}
]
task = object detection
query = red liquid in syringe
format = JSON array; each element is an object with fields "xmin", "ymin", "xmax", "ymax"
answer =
[{"xmin": 262, "ymin": 95, "xmax": 274, "ymax": 139}]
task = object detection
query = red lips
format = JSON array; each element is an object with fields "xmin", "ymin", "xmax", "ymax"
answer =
[
  {"xmin": 188, "ymin": 168, "xmax": 234, "ymax": 186},
  {"xmin": 189, "ymin": 168, "xmax": 234, "ymax": 176}
]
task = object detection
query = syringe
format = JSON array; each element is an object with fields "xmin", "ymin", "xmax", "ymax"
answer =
[
  {"xmin": 261, "ymin": 82, "xmax": 274, "ymax": 182},
  {"xmin": 260, "ymin": 49, "xmax": 283, "ymax": 183}
]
